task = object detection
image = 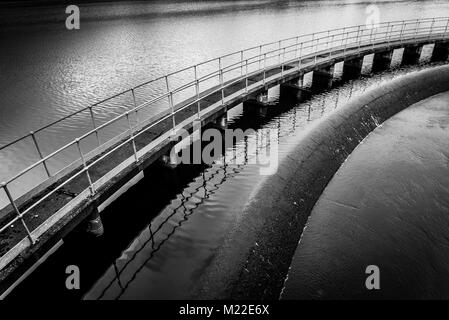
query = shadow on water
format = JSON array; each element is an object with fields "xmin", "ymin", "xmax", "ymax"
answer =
[{"xmin": 6, "ymin": 60, "xmax": 446, "ymax": 300}]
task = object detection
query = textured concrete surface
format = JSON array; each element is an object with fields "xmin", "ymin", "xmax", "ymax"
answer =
[{"xmin": 193, "ymin": 64, "xmax": 449, "ymax": 300}]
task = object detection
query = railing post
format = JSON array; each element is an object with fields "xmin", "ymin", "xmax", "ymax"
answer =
[
  {"xmin": 298, "ymin": 42, "xmax": 303, "ymax": 70},
  {"xmin": 194, "ymin": 65, "xmax": 200, "ymax": 118},
  {"xmin": 169, "ymin": 92, "xmax": 175, "ymax": 130},
  {"xmin": 414, "ymin": 19, "xmax": 420, "ymax": 40},
  {"xmin": 126, "ymin": 112, "xmax": 138, "ymax": 163},
  {"xmin": 278, "ymin": 40, "xmax": 282, "ymax": 64},
  {"xmin": 76, "ymin": 138, "xmax": 95, "ymax": 196},
  {"xmin": 295, "ymin": 36, "xmax": 299, "ymax": 58},
  {"xmin": 259, "ymin": 45, "xmax": 262, "ymax": 69},
  {"xmin": 220, "ymin": 69, "xmax": 224, "ymax": 105},
  {"xmin": 311, "ymin": 33, "xmax": 315, "ymax": 53},
  {"xmin": 30, "ymin": 131, "xmax": 51, "ymax": 178},
  {"xmin": 444, "ymin": 18, "xmax": 449, "ymax": 37},
  {"xmin": 329, "ymin": 34, "xmax": 334, "ymax": 59},
  {"xmin": 357, "ymin": 25, "xmax": 362, "ymax": 51},
  {"xmin": 263, "ymin": 53, "xmax": 267, "ymax": 86},
  {"xmin": 386, "ymin": 22, "xmax": 391, "ymax": 46},
  {"xmin": 195, "ymin": 80, "xmax": 201, "ymax": 119},
  {"xmin": 281, "ymin": 47, "xmax": 285, "ymax": 77},
  {"xmin": 399, "ymin": 21, "xmax": 405, "ymax": 44},
  {"xmin": 344, "ymin": 31, "xmax": 348, "ymax": 56},
  {"xmin": 245, "ymin": 59, "xmax": 248, "ymax": 94},
  {"xmin": 240, "ymin": 50, "xmax": 244, "ymax": 76},
  {"xmin": 165, "ymin": 76, "xmax": 176, "ymax": 131},
  {"xmin": 219, "ymin": 57, "xmax": 224, "ymax": 105},
  {"xmin": 89, "ymin": 106, "xmax": 101, "ymax": 147},
  {"xmin": 429, "ymin": 18, "xmax": 435, "ymax": 39},
  {"xmin": 131, "ymin": 88, "xmax": 140, "ymax": 128},
  {"xmin": 195, "ymin": 80, "xmax": 200, "ymax": 118},
  {"xmin": 2, "ymin": 182, "xmax": 35, "ymax": 244}
]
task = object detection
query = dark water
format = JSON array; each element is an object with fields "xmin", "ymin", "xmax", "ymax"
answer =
[
  {"xmin": 1, "ymin": 0, "xmax": 449, "ymax": 206},
  {"xmin": 282, "ymin": 90, "xmax": 449, "ymax": 299},
  {"xmin": 5, "ymin": 62, "xmax": 440, "ymax": 300}
]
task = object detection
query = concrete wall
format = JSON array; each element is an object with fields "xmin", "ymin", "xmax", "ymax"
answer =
[{"xmin": 193, "ymin": 64, "xmax": 449, "ymax": 300}]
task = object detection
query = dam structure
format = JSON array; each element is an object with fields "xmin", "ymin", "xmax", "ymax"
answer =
[{"xmin": 1, "ymin": 17, "xmax": 449, "ymax": 296}]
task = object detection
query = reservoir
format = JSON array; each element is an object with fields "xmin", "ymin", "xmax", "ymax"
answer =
[{"xmin": 2, "ymin": 0, "xmax": 449, "ymax": 300}]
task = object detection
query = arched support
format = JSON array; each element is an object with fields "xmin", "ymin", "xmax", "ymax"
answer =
[
  {"xmin": 431, "ymin": 42, "xmax": 449, "ymax": 62},
  {"xmin": 342, "ymin": 57, "xmax": 364, "ymax": 81},
  {"xmin": 401, "ymin": 45, "xmax": 423, "ymax": 66},
  {"xmin": 372, "ymin": 50, "xmax": 393, "ymax": 73},
  {"xmin": 311, "ymin": 65, "xmax": 334, "ymax": 92}
]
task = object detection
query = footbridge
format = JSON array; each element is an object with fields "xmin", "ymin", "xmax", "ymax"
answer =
[{"xmin": 1, "ymin": 17, "xmax": 449, "ymax": 295}]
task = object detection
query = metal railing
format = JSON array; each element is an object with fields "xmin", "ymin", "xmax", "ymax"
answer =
[{"xmin": 1, "ymin": 17, "xmax": 448, "ymax": 260}]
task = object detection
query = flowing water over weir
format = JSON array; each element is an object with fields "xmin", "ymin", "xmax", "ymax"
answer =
[
  {"xmin": 6, "ymin": 62, "xmax": 443, "ymax": 300},
  {"xmin": 281, "ymin": 90, "xmax": 449, "ymax": 299}
]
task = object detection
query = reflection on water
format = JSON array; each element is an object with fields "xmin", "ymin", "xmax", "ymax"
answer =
[
  {"xmin": 282, "ymin": 89, "xmax": 449, "ymax": 299},
  {"xmin": 1, "ymin": 0, "xmax": 449, "ymax": 203}
]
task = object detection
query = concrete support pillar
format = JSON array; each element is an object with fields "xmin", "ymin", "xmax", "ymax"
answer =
[
  {"xmin": 311, "ymin": 65, "xmax": 334, "ymax": 92},
  {"xmin": 372, "ymin": 50, "xmax": 393, "ymax": 73},
  {"xmin": 342, "ymin": 57, "xmax": 363, "ymax": 81},
  {"xmin": 256, "ymin": 90, "xmax": 269, "ymax": 103},
  {"xmin": 85, "ymin": 208, "xmax": 104, "ymax": 237},
  {"xmin": 243, "ymin": 88, "xmax": 270, "ymax": 113},
  {"xmin": 161, "ymin": 154, "xmax": 178, "ymax": 168},
  {"xmin": 431, "ymin": 42, "xmax": 449, "ymax": 62},
  {"xmin": 280, "ymin": 83, "xmax": 311, "ymax": 102},
  {"xmin": 401, "ymin": 45, "xmax": 422, "ymax": 66}
]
